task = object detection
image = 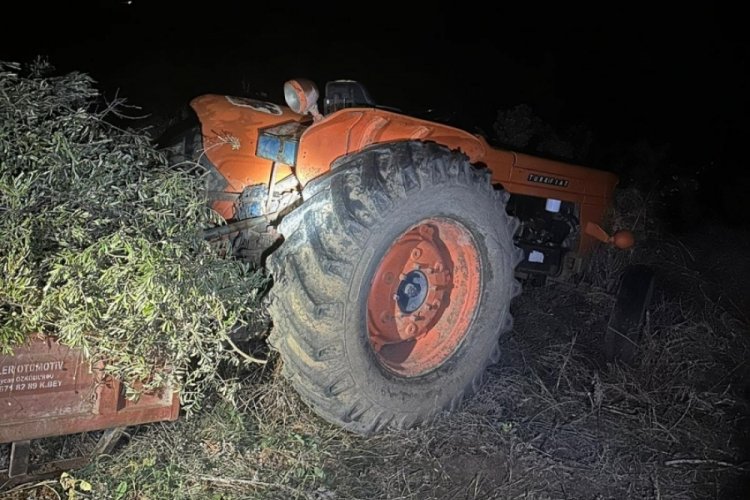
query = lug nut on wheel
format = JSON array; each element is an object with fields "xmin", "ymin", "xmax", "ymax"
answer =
[{"xmin": 405, "ymin": 322, "xmax": 417, "ymax": 336}]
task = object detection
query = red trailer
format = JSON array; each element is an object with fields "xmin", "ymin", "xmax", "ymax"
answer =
[{"xmin": 0, "ymin": 335, "xmax": 179, "ymax": 488}]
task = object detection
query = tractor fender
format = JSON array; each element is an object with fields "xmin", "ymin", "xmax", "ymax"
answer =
[{"xmin": 295, "ymin": 108, "xmax": 487, "ymax": 187}]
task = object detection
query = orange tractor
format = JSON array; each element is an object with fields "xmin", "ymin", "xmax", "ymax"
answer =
[{"xmin": 164, "ymin": 79, "xmax": 638, "ymax": 434}]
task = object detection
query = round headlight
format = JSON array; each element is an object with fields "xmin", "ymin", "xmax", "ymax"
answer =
[
  {"xmin": 284, "ymin": 81, "xmax": 303, "ymax": 114},
  {"xmin": 283, "ymin": 79, "xmax": 319, "ymax": 116}
]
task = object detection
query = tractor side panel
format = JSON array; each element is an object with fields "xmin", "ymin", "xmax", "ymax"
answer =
[{"xmin": 485, "ymin": 150, "xmax": 619, "ymax": 253}]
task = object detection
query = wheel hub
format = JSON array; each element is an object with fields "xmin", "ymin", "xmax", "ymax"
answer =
[
  {"xmin": 367, "ymin": 218, "xmax": 481, "ymax": 376},
  {"xmin": 396, "ymin": 270, "xmax": 428, "ymax": 313}
]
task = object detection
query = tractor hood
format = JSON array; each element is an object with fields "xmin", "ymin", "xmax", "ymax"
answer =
[{"xmin": 189, "ymin": 94, "xmax": 307, "ymax": 219}]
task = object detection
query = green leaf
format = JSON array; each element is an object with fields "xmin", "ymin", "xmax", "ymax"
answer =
[{"xmin": 114, "ymin": 480, "xmax": 128, "ymax": 500}]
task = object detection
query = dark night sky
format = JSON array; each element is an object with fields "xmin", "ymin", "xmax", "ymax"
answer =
[{"xmin": 2, "ymin": 2, "xmax": 748, "ymax": 176}]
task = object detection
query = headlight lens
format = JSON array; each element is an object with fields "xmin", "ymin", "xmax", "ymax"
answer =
[
  {"xmin": 283, "ymin": 79, "xmax": 319, "ymax": 115},
  {"xmin": 284, "ymin": 81, "xmax": 303, "ymax": 113}
]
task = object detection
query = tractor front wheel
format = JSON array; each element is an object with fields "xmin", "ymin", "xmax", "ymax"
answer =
[{"xmin": 267, "ymin": 141, "xmax": 522, "ymax": 434}]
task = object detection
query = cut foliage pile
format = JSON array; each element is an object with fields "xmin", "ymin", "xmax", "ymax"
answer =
[{"xmin": 0, "ymin": 60, "xmax": 266, "ymax": 411}]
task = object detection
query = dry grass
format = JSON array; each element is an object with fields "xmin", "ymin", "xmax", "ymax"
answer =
[
  {"xmin": 7, "ymin": 230, "xmax": 745, "ymax": 500},
  {"xmin": 3, "ymin": 179, "xmax": 749, "ymax": 499}
]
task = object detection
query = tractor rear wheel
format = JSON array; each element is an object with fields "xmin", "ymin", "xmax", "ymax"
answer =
[{"xmin": 267, "ymin": 141, "xmax": 523, "ymax": 434}]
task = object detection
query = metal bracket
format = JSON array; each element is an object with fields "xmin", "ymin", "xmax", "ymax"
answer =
[
  {"xmin": 1, "ymin": 427, "xmax": 126, "ymax": 490},
  {"xmin": 8, "ymin": 440, "xmax": 30, "ymax": 478}
]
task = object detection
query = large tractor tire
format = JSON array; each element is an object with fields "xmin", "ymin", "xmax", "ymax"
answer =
[{"xmin": 267, "ymin": 141, "xmax": 523, "ymax": 434}]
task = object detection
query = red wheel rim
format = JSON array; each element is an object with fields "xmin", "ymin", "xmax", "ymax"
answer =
[{"xmin": 367, "ymin": 218, "xmax": 481, "ymax": 376}]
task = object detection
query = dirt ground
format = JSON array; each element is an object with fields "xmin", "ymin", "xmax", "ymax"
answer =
[{"xmin": 2, "ymin": 218, "xmax": 749, "ymax": 500}]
